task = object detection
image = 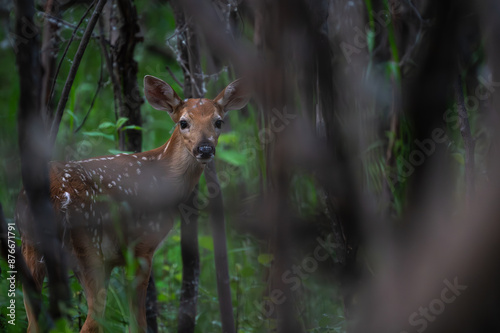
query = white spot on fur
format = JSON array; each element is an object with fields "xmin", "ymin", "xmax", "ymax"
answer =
[
  {"xmin": 61, "ymin": 192, "xmax": 71, "ymax": 209},
  {"xmin": 136, "ymin": 169, "xmax": 141, "ymax": 175}
]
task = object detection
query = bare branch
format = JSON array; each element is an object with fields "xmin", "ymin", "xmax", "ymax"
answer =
[
  {"xmin": 45, "ymin": 1, "xmax": 96, "ymax": 119},
  {"xmin": 50, "ymin": 0, "xmax": 107, "ymax": 146}
]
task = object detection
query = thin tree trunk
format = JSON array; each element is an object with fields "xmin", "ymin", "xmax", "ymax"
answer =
[
  {"xmin": 205, "ymin": 163, "xmax": 236, "ymax": 333},
  {"xmin": 115, "ymin": 0, "xmax": 143, "ymax": 152},
  {"xmin": 177, "ymin": 187, "xmax": 200, "ymax": 333},
  {"xmin": 455, "ymin": 75, "xmax": 475, "ymax": 206},
  {"xmin": 15, "ymin": 0, "xmax": 70, "ymax": 321}
]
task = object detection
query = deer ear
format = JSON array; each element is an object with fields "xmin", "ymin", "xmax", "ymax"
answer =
[
  {"xmin": 144, "ymin": 75, "xmax": 182, "ymax": 115},
  {"xmin": 214, "ymin": 78, "xmax": 251, "ymax": 112}
]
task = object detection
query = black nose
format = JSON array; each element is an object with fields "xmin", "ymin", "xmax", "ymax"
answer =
[{"xmin": 197, "ymin": 145, "xmax": 214, "ymax": 157}]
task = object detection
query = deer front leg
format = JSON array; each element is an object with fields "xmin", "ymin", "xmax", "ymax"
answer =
[{"xmin": 128, "ymin": 254, "xmax": 153, "ymax": 333}]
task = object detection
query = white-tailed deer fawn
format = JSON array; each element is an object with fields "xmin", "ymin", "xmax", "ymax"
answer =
[{"xmin": 16, "ymin": 75, "xmax": 250, "ymax": 332}]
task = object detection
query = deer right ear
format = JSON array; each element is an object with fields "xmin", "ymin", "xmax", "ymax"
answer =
[
  {"xmin": 144, "ymin": 75, "xmax": 183, "ymax": 115},
  {"xmin": 214, "ymin": 78, "xmax": 251, "ymax": 112}
]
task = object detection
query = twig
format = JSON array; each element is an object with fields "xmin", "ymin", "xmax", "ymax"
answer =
[
  {"xmin": 398, "ymin": 0, "xmax": 430, "ymax": 67},
  {"xmin": 45, "ymin": 1, "xmax": 95, "ymax": 117},
  {"xmin": 50, "ymin": 0, "xmax": 108, "ymax": 146},
  {"xmin": 42, "ymin": 13, "xmax": 100, "ymax": 39},
  {"xmin": 74, "ymin": 52, "xmax": 104, "ymax": 133},
  {"xmin": 166, "ymin": 65, "xmax": 184, "ymax": 88},
  {"xmin": 98, "ymin": 15, "xmax": 122, "ymax": 121}
]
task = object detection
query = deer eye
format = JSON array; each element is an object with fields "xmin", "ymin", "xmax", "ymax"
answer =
[
  {"xmin": 215, "ymin": 119, "xmax": 224, "ymax": 129},
  {"xmin": 179, "ymin": 120, "xmax": 189, "ymax": 129}
]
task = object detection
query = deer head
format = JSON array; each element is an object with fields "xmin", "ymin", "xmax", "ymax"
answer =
[{"xmin": 144, "ymin": 75, "xmax": 250, "ymax": 164}]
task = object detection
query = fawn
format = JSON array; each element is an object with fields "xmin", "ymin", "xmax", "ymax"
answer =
[{"xmin": 16, "ymin": 75, "xmax": 250, "ymax": 332}]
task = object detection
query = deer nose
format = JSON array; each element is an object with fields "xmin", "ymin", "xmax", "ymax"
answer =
[{"xmin": 196, "ymin": 144, "xmax": 215, "ymax": 158}]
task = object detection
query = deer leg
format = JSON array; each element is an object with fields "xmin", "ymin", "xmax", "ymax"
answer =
[
  {"xmin": 73, "ymin": 237, "xmax": 110, "ymax": 333},
  {"xmin": 22, "ymin": 241, "xmax": 46, "ymax": 333},
  {"xmin": 129, "ymin": 255, "xmax": 153, "ymax": 333},
  {"xmin": 77, "ymin": 262, "xmax": 110, "ymax": 333}
]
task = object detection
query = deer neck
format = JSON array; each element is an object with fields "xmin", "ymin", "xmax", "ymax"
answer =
[{"xmin": 151, "ymin": 127, "xmax": 205, "ymax": 197}]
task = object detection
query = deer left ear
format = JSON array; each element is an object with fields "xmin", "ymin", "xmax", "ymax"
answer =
[{"xmin": 214, "ymin": 78, "xmax": 251, "ymax": 112}]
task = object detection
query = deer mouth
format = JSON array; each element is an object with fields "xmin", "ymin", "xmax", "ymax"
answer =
[
  {"xmin": 194, "ymin": 144, "xmax": 215, "ymax": 164},
  {"xmin": 196, "ymin": 155, "xmax": 214, "ymax": 164}
]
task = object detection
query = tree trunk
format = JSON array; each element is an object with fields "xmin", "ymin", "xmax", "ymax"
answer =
[
  {"xmin": 15, "ymin": 0, "xmax": 70, "ymax": 322},
  {"xmin": 114, "ymin": 0, "xmax": 143, "ymax": 153}
]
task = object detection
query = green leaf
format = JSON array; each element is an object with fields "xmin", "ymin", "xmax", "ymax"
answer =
[
  {"xmin": 258, "ymin": 253, "xmax": 274, "ymax": 265},
  {"xmin": 98, "ymin": 121, "xmax": 116, "ymax": 130},
  {"xmin": 240, "ymin": 265, "xmax": 255, "ymax": 277},
  {"xmin": 217, "ymin": 149, "xmax": 246, "ymax": 166},
  {"xmin": 116, "ymin": 117, "xmax": 129, "ymax": 129},
  {"xmin": 218, "ymin": 132, "xmax": 239, "ymax": 145},
  {"xmin": 199, "ymin": 235, "xmax": 214, "ymax": 251},
  {"xmin": 65, "ymin": 109, "xmax": 79, "ymax": 123},
  {"xmin": 367, "ymin": 29, "xmax": 375, "ymax": 53},
  {"xmin": 452, "ymin": 153, "xmax": 465, "ymax": 165},
  {"xmin": 121, "ymin": 125, "xmax": 143, "ymax": 131},
  {"xmin": 83, "ymin": 131, "xmax": 114, "ymax": 141}
]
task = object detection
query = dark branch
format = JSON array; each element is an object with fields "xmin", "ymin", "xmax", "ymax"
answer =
[{"xmin": 50, "ymin": 0, "xmax": 107, "ymax": 146}]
